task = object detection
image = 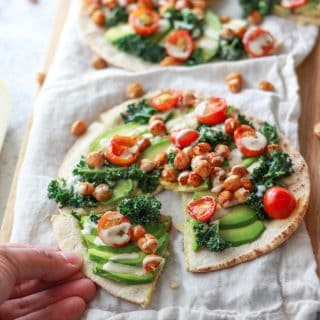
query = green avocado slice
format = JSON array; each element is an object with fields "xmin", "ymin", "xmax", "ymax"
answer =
[
  {"xmin": 160, "ymin": 180, "xmax": 210, "ymax": 192},
  {"xmin": 140, "ymin": 138, "xmax": 171, "ymax": 161},
  {"xmin": 102, "ymin": 179, "xmax": 133, "ymax": 206}
]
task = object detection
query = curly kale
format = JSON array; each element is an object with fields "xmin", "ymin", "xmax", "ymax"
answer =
[
  {"xmin": 119, "ymin": 195, "xmax": 161, "ymax": 225},
  {"xmin": 198, "ymin": 125, "xmax": 233, "ymax": 148},
  {"xmin": 89, "ymin": 211, "xmax": 100, "ymax": 224},
  {"xmin": 193, "ymin": 221, "xmax": 231, "ymax": 252},
  {"xmin": 48, "ymin": 179, "xmax": 97, "ymax": 208},
  {"xmin": 121, "ymin": 99, "xmax": 156, "ymax": 124},
  {"xmin": 186, "ymin": 48, "xmax": 205, "ymax": 66},
  {"xmin": 239, "ymin": 0, "xmax": 277, "ymax": 17},
  {"xmin": 113, "ymin": 34, "xmax": 166, "ymax": 63},
  {"xmin": 246, "ymin": 193, "xmax": 269, "ymax": 220},
  {"xmin": 106, "ymin": 6, "xmax": 128, "ymax": 27},
  {"xmin": 260, "ymin": 122, "xmax": 279, "ymax": 144},
  {"xmin": 71, "ymin": 211, "xmax": 81, "ymax": 221},
  {"xmin": 219, "ymin": 37, "xmax": 246, "ymax": 61},
  {"xmin": 238, "ymin": 114, "xmax": 253, "ymax": 127},
  {"xmin": 167, "ymin": 151, "xmax": 177, "ymax": 167}
]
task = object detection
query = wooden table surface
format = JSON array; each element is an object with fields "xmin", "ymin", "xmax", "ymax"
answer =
[{"xmin": 0, "ymin": 0, "xmax": 319, "ymax": 274}]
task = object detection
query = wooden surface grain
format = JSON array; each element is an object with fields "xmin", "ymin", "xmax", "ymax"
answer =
[{"xmin": 0, "ymin": 1, "xmax": 319, "ymax": 274}]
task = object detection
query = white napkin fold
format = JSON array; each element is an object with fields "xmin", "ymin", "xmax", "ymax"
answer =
[{"xmin": 9, "ymin": 0, "xmax": 320, "ymax": 319}]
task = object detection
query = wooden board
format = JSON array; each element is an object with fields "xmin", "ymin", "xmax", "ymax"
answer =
[{"xmin": 0, "ymin": 2, "xmax": 319, "ymax": 275}]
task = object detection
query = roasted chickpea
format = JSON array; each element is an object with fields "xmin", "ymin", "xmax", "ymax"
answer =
[
  {"xmin": 92, "ymin": 56, "xmax": 108, "ymax": 69},
  {"xmin": 87, "ymin": 3, "xmax": 100, "ymax": 16},
  {"xmin": 127, "ymin": 83, "xmax": 144, "ymax": 99},
  {"xmin": 236, "ymin": 26, "xmax": 248, "ymax": 38},
  {"xmin": 178, "ymin": 92, "xmax": 196, "ymax": 108},
  {"xmin": 91, "ymin": 9, "xmax": 106, "ymax": 27},
  {"xmin": 225, "ymin": 71, "xmax": 243, "ymax": 83},
  {"xmin": 173, "ymin": 150, "xmax": 190, "ymax": 170},
  {"xmin": 183, "ymin": 146, "xmax": 194, "ymax": 159},
  {"xmin": 220, "ymin": 15, "xmax": 230, "ymax": 23},
  {"xmin": 137, "ymin": 233, "xmax": 158, "ymax": 254},
  {"xmin": 234, "ymin": 187, "xmax": 250, "ymax": 203},
  {"xmin": 137, "ymin": 136, "xmax": 151, "ymax": 152},
  {"xmin": 192, "ymin": 0, "xmax": 206, "ymax": 10},
  {"xmin": 224, "ymin": 117, "xmax": 240, "ymax": 135},
  {"xmin": 161, "ymin": 165, "xmax": 178, "ymax": 182},
  {"xmin": 187, "ymin": 172, "xmax": 203, "ymax": 187},
  {"xmin": 93, "ymin": 184, "xmax": 112, "ymax": 201},
  {"xmin": 218, "ymin": 190, "xmax": 233, "ymax": 208},
  {"xmin": 193, "ymin": 142, "xmax": 211, "ymax": 155},
  {"xmin": 140, "ymin": 159, "xmax": 156, "ymax": 173},
  {"xmin": 194, "ymin": 160, "xmax": 212, "ymax": 178},
  {"xmin": 175, "ymin": 0, "xmax": 191, "ymax": 10},
  {"xmin": 77, "ymin": 182, "xmax": 94, "ymax": 196},
  {"xmin": 160, "ymin": 56, "xmax": 182, "ymax": 67},
  {"xmin": 71, "ymin": 120, "xmax": 87, "ymax": 136},
  {"xmin": 248, "ymin": 10, "xmax": 263, "ymax": 25},
  {"xmin": 220, "ymin": 28, "xmax": 235, "ymax": 40},
  {"xmin": 138, "ymin": 0, "xmax": 153, "ymax": 9},
  {"xmin": 143, "ymin": 254, "xmax": 164, "ymax": 273},
  {"xmin": 211, "ymin": 167, "xmax": 227, "ymax": 180},
  {"xmin": 148, "ymin": 115, "xmax": 163, "ymax": 124},
  {"xmin": 207, "ymin": 153, "xmax": 224, "ymax": 167},
  {"xmin": 154, "ymin": 152, "xmax": 168, "ymax": 168},
  {"xmin": 259, "ymin": 80, "xmax": 275, "ymax": 92},
  {"xmin": 241, "ymin": 177, "xmax": 253, "ymax": 192},
  {"xmin": 101, "ymin": 0, "xmax": 117, "ymax": 8},
  {"xmin": 223, "ymin": 175, "xmax": 242, "ymax": 191},
  {"xmin": 214, "ymin": 144, "xmax": 230, "ymax": 159},
  {"xmin": 178, "ymin": 171, "xmax": 190, "ymax": 186},
  {"xmin": 132, "ymin": 224, "xmax": 146, "ymax": 242},
  {"xmin": 231, "ymin": 165, "xmax": 248, "ymax": 177},
  {"xmin": 227, "ymin": 78, "xmax": 243, "ymax": 94},
  {"xmin": 150, "ymin": 120, "xmax": 167, "ymax": 136},
  {"xmin": 86, "ymin": 151, "xmax": 105, "ymax": 168},
  {"xmin": 314, "ymin": 122, "xmax": 320, "ymax": 139},
  {"xmin": 191, "ymin": 155, "xmax": 206, "ymax": 171},
  {"xmin": 266, "ymin": 144, "xmax": 280, "ymax": 156},
  {"xmin": 191, "ymin": 7, "xmax": 204, "ymax": 18}
]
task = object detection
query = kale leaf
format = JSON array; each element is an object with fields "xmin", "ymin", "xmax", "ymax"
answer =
[
  {"xmin": 121, "ymin": 99, "xmax": 156, "ymax": 124},
  {"xmin": 167, "ymin": 151, "xmax": 177, "ymax": 167},
  {"xmin": 186, "ymin": 48, "xmax": 205, "ymax": 66},
  {"xmin": 71, "ymin": 211, "xmax": 81, "ymax": 221},
  {"xmin": 119, "ymin": 195, "xmax": 161, "ymax": 225},
  {"xmin": 238, "ymin": 0, "xmax": 277, "ymax": 17},
  {"xmin": 106, "ymin": 6, "xmax": 128, "ymax": 27},
  {"xmin": 260, "ymin": 122, "xmax": 279, "ymax": 144},
  {"xmin": 198, "ymin": 125, "xmax": 233, "ymax": 148},
  {"xmin": 89, "ymin": 211, "xmax": 100, "ymax": 224},
  {"xmin": 238, "ymin": 114, "xmax": 253, "ymax": 126},
  {"xmin": 219, "ymin": 37, "xmax": 246, "ymax": 61}
]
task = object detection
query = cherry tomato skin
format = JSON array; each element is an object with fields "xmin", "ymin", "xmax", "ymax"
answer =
[
  {"xmin": 281, "ymin": 0, "xmax": 307, "ymax": 9},
  {"xmin": 150, "ymin": 91, "xmax": 180, "ymax": 111},
  {"xmin": 129, "ymin": 9, "xmax": 159, "ymax": 36},
  {"xmin": 170, "ymin": 129, "xmax": 200, "ymax": 148},
  {"xmin": 196, "ymin": 97, "xmax": 228, "ymax": 125},
  {"xmin": 263, "ymin": 187, "xmax": 297, "ymax": 219},
  {"xmin": 243, "ymin": 28, "xmax": 276, "ymax": 57},
  {"xmin": 165, "ymin": 29, "xmax": 194, "ymax": 61},
  {"xmin": 188, "ymin": 196, "xmax": 217, "ymax": 222}
]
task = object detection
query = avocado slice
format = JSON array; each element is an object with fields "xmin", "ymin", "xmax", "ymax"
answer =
[
  {"xmin": 193, "ymin": 191, "xmax": 215, "ymax": 200},
  {"xmin": 105, "ymin": 24, "xmax": 134, "ymax": 43},
  {"xmin": 219, "ymin": 205, "xmax": 257, "ymax": 230},
  {"xmin": 140, "ymin": 138, "xmax": 171, "ymax": 161},
  {"xmin": 242, "ymin": 157, "xmax": 259, "ymax": 168},
  {"xmin": 220, "ymin": 220, "xmax": 265, "ymax": 246},
  {"xmin": 156, "ymin": 233, "xmax": 170, "ymax": 257},
  {"xmin": 102, "ymin": 179, "xmax": 133, "ymax": 206},
  {"xmin": 204, "ymin": 10, "xmax": 221, "ymax": 31},
  {"xmin": 188, "ymin": 218, "xmax": 201, "ymax": 251},
  {"xmin": 160, "ymin": 180, "xmax": 210, "ymax": 192}
]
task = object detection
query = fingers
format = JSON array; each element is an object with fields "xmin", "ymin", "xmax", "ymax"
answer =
[
  {"xmin": 0, "ymin": 278, "xmax": 96, "ymax": 320},
  {"xmin": 16, "ymin": 297, "xmax": 87, "ymax": 320}
]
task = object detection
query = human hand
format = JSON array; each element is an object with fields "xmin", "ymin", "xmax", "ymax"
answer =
[{"xmin": 0, "ymin": 244, "xmax": 96, "ymax": 320}]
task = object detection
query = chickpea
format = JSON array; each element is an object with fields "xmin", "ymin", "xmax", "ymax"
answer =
[
  {"xmin": 259, "ymin": 81, "xmax": 275, "ymax": 92},
  {"xmin": 150, "ymin": 120, "xmax": 167, "ymax": 136},
  {"xmin": 227, "ymin": 78, "xmax": 242, "ymax": 94},
  {"xmin": 92, "ymin": 56, "xmax": 108, "ymax": 69},
  {"xmin": 214, "ymin": 144, "xmax": 230, "ymax": 159},
  {"xmin": 160, "ymin": 56, "xmax": 182, "ymax": 67},
  {"xmin": 231, "ymin": 165, "xmax": 248, "ymax": 177},
  {"xmin": 91, "ymin": 9, "xmax": 106, "ymax": 27},
  {"xmin": 132, "ymin": 224, "xmax": 146, "ymax": 242},
  {"xmin": 178, "ymin": 171, "xmax": 190, "ymax": 186},
  {"xmin": 191, "ymin": 155, "xmax": 206, "ymax": 171},
  {"xmin": 194, "ymin": 160, "xmax": 212, "ymax": 178},
  {"xmin": 137, "ymin": 233, "xmax": 158, "ymax": 254},
  {"xmin": 211, "ymin": 167, "xmax": 227, "ymax": 180},
  {"xmin": 314, "ymin": 122, "xmax": 320, "ymax": 139},
  {"xmin": 37, "ymin": 72, "xmax": 46, "ymax": 86},
  {"xmin": 101, "ymin": 0, "xmax": 117, "ymax": 8},
  {"xmin": 183, "ymin": 146, "xmax": 194, "ymax": 159},
  {"xmin": 137, "ymin": 136, "xmax": 151, "ymax": 152},
  {"xmin": 143, "ymin": 254, "xmax": 164, "ymax": 273},
  {"xmin": 154, "ymin": 152, "xmax": 168, "ymax": 168},
  {"xmin": 193, "ymin": 142, "xmax": 211, "ymax": 155},
  {"xmin": 127, "ymin": 83, "xmax": 144, "ymax": 99},
  {"xmin": 224, "ymin": 117, "xmax": 240, "ymax": 135},
  {"xmin": 87, "ymin": 3, "xmax": 100, "ymax": 16},
  {"xmin": 161, "ymin": 165, "xmax": 178, "ymax": 182},
  {"xmin": 218, "ymin": 190, "xmax": 233, "ymax": 208},
  {"xmin": 93, "ymin": 184, "xmax": 112, "ymax": 201},
  {"xmin": 192, "ymin": 0, "xmax": 206, "ymax": 10},
  {"xmin": 138, "ymin": 0, "xmax": 153, "ymax": 9},
  {"xmin": 77, "ymin": 182, "xmax": 94, "ymax": 196},
  {"xmin": 71, "ymin": 120, "xmax": 87, "ymax": 136},
  {"xmin": 236, "ymin": 26, "xmax": 248, "ymax": 38},
  {"xmin": 148, "ymin": 115, "xmax": 163, "ymax": 124},
  {"xmin": 86, "ymin": 151, "xmax": 105, "ymax": 168},
  {"xmin": 191, "ymin": 7, "xmax": 204, "ymax": 18},
  {"xmin": 220, "ymin": 15, "xmax": 230, "ymax": 24},
  {"xmin": 207, "ymin": 153, "xmax": 224, "ymax": 167},
  {"xmin": 223, "ymin": 175, "xmax": 242, "ymax": 191},
  {"xmin": 241, "ymin": 177, "xmax": 253, "ymax": 192},
  {"xmin": 225, "ymin": 72, "xmax": 243, "ymax": 83},
  {"xmin": 173, "ymin": 150, "xmax": 190, "ymax": 170},
  {"xmin": 178, "ymin": 92, "xmax": 196, "ymax": 108},
  {"xmin": 175, "ymin": 0, "xmax": 190, "ymax": 10},
  {"xmin": 234, "ymin": 187, "xmax": 250, "ymax": 203},
  {"xmin": 187, "ymin": 172, "xmax": 203, "ymax": 187},
  {"xmin": 248, "ymin": 10, "xmax": 263, "ymax": 25},
  {"xmin": 140, "ymin": 159, "xmax": 156, "ymax": 173},
  {"xmin": 266, "ymin": 144, "xmax": 280, "ymax": 156},
  {"xmin": 220, "ymin": 28, "xmax": 235, "ymax": 40}
]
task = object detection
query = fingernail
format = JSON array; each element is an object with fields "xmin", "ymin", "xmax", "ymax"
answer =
[{"xmin": 60, "ymin": 251, "xmax": 83, "ymax": 267}]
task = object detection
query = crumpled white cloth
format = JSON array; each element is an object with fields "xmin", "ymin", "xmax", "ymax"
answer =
[{"xmin": 9, "ymin": 0, "xmax": 320, "ymax": 319}]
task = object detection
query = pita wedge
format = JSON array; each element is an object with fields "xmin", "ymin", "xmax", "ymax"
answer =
[{"xmin": 49, "ymin": 89, "xmax": 309, "ymax": 307}]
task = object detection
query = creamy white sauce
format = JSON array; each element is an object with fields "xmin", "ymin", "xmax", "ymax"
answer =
[
  {"xmin": 166, "ymin": 43, "xmax": 187, "ymax": 59},
  {"xmin": 100, "ymin": 223, "xmax": 132, "ymax": 247},
  {"xmin": 143, "ymin": 255, "xmax": 164, "ymax": 265},
  {"xmin": 248, "ymin": 33, "xmax": 274, "ymax": 56},
  {"xmin": 110, "ymin": 253, "xmax": 140, "ymax": 261},
  {"xmin": 222, "ymin": 19, "xmax": 248, "ymax": 32},
  {"xmin": 121, "ymin": 145, "xmax": 139, "ymax": 159},
  {"xmin": 99, "ymin": 138, "xmax": 109, "ymax": 149},
  {"xmin": 168, "ymin": 112, "xmax": 199, "ymax": 131},
  {"xmin": 222, "ymin": 199, "xmax": 240, "ymax": 208},
  {"xmin": 102, "ymin": 261, "xmax": 145, "ymax": 275},
  {"xmin": 195, "ymin": 100, "xmax": 208, "ymax": 116},
  {"xmin": 229, "ymin": 148, "xmax": 243, "ymax": 167},
  {"xmin": 247, "ymin": 160, "xmax": 261, "ymax": 174},
  {"xmin": 256, "ymin": 185, "xmax": 267, "ymax": 197},
  {"xmin": 141, "ymin": 237, "xmax": 158, "ymax": 252},
  {"xmin": 241, "ymin": 132, "xmax": 267, "ymax": 151},
  {"xmin": 191, "ymin": 155, "xmax": 207, "ymax": 171},
  {"xmin": 81, "ymin": 220, "xmax": 97, "ymax": 235},
  {"xmin": 94, "ymin": 236, "xmax": 105, "ymax": 246}
]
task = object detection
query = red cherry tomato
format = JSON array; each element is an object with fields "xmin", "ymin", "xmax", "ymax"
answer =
[
  {"xmin": 281, "ymin": 0, "xmax": 307, "ymax": 9},
  {"xmin": 98, "ymin": 211, "xmax": 133, "ymax": 247},
  {"xmin": 170, "ymin": 129, "xmax": 200, "ymax": 148},
  {"xmin": 129, "ymin": 8, "xmax": 159, "ymax": 36},
  {"xmin": 195, "ymin": 97, "xmax": 228, "ymax": 125},
  {"xmin": 263, "ymin": 187, "xmax": 297, "ymax": 219},
  {"xmin": 105, "ymin": 135, "xmax": 140, "ymax": 166},
  {"xmin": 234, "ymin": 125, "xmax": 267, "ymax": 157},
  {"xmin": 243, "ymin": 28, "xmax": 276, "ymax": 57},
  {"xmin": 149, "ymin": 90, "xmax": 180, "ymax": 111},
  {"xmin": 188, "ymin": 196, "xmax": 217, "ymax": 222},
  {"xmin": 165, "ymin": 29, "xmax": 194, "ymax": 61}
]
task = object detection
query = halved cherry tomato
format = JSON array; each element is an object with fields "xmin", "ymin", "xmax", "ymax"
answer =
[
  {"xmin": 263, "ymin": 187, "xmax": 297, "ymax": 219},
  {"xmin": 129, "ymin": 8, "xmax": 159, "ymax": 36},
  {"xmin": 243, "ymin": 28, "xmax": 276, "ymax": 57},
  {"xmin": 281, "ymin": 0, "xmax": 307, "ymax": 9},
  {"xmin": 188, "ymin": 196, "xmax": 217, "ymax": 222},
  {"xmin": 165, "ymin": 29, "xmax": 194, "ymax": 61},
  {"xmin": 170, "ymin": 129, "xmax": 200, "ymax": 148},
  {"xmin": 234, "ymin": 125, "xmax": 267, "ymax": 157},
  {"xmin": 98, "ymin": 211, "xmax": 133, "ymax": 247},
  {"xmin": 149, "ymin": 90, "xmax": 180, "ymax": 111},
  {"xmin": 195, "ymin": 97, "xmax": 227, "ymax": 125},
  {"xmin": 105, "ymin": 135, "xmax": 140, "ymax": 166}
]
